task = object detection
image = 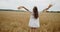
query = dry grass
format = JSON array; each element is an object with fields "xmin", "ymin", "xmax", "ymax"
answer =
[{"xmin": 0, "ymin": 11, "xmax": 60, "ymax": 32}]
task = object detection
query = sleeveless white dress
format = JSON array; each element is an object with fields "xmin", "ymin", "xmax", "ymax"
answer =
[{"xmin": 28, "ymin": 12, "xmax": 40, "ymax": 28}]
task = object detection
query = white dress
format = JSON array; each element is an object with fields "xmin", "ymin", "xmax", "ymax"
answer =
[{"xmin": 28, "ymin": 12, "xmax": 40, "ymax": 28}]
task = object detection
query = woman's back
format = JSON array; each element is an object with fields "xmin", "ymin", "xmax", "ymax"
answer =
[{"xmin": 28, "ymin": 6, "xmax": 40, "ymax": 28}]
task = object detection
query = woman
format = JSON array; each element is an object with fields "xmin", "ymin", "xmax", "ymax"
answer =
[
  {"xmin": 17, "ymin": 4, "xmax": 53, "ymax": 32},
  {"xmin": 18, "ymin": 6, "xmax": 40, "ymax": 32},
  {"xmin": 28, "ymin": 6, "xmax": 40, "ymax": 32}
]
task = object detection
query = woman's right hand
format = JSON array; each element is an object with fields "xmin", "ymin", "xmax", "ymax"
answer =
[{"xmin": 48, "ymin": 4, "xmax": 53, "ymax": 8}]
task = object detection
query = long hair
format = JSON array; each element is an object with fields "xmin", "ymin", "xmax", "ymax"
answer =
[{"xmin": 33, "ymin": 6, "xmax": 39, "ymax": 19}]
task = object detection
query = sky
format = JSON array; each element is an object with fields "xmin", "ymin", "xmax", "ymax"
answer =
[{"xmin": 0, "ymin": 0, "xmax": 60, "ymax": 11}]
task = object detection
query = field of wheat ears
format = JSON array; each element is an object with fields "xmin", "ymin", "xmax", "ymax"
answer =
[{"xmin": 0, "ymin": 11, "xmax": 60, "ymax": 32}]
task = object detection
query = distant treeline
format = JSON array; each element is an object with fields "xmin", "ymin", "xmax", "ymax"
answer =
[
  {"xmin": 0, "ymin": 9, "xmax": 60, "ymax": 13},
  {"xmin": 46, "ymin": 11, "xmax": 60, "ymax": 13},
  {"xmin": 0, "ymin": 9, "xmax": 26, "ymax": 12}
]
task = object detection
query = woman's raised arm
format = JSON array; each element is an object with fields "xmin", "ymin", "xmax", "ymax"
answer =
[
  {"xmin": 17, "ymin": 6, "xmax": 31, "ymax": 13},
  {"xmin": 42, "ymin": 4, "xmax": 53, "ymax": 12}
]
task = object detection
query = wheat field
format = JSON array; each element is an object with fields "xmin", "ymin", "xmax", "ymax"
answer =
[{"xmin": 0, "ymin": 11, "xmax": 60, "ymax": 32}]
